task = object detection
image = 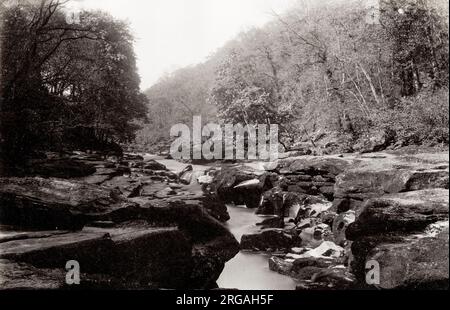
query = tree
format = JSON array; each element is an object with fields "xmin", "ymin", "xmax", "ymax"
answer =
[{"xmin": 0, "ymin": 0, "xmax": 148, "ymax": 173}]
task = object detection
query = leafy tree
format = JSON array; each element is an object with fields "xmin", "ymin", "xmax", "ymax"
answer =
[{"xmin": 0, "ymin": 0, "xmax": 148, "ymax": 172}]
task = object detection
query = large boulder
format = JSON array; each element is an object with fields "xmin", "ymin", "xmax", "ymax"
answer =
[
  {"xmin": 346, "ymin": 189, "xmax": 449, "ymax": 238},
  {"xmin": 0, "ymin": 177, "xmax": 129, "ymax": 230},
  {"xmin": 333, "ymin": 153, "xmax": 449, "ymax": 213},
  {"xmin": 366, "ymin": 226, "xmax": 449, "ymax": 289},
  {"xmin": 265, "ymin": 155, "xmax": 351, "ymax": 200},
  {"xmin": 347, "ymin": 189, "xmax": 449, "ymax": 289},
  {"xmin": 0, "ymin": 176, "xmax": 239, "ymax": 289},
  {"xmin": 209, "ymin": 166, "xmax": 270, "ymax": 208},
  {"xmin": 267, "ymin": 156, "xmax": 352, "ymax": 176},
  {"xmin": 0, "ymin": 225, "xmax": 193, "ymax": 289}
]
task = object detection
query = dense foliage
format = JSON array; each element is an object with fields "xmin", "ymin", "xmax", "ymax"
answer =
[
  {"xmin": 0, "ymin": 0, "xmax": 148, "ymax": 171},
  {"xmin": 141, "ymin": 0, "xmax": 448, "ymax": 152}
]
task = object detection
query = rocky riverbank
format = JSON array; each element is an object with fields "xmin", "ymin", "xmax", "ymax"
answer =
[
  {"xmin": 0, "ymin": 153, "xmax": 239, "ymax": 289},
  {"xmin": 1, "ymin": 149, "xmax": 448, "ymax": 290},
  {"xmin": 207, "ymin": 150, "xmax": 449, "ymax": 290}
]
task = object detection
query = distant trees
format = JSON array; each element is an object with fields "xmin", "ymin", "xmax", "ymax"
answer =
[
  {"xmin": 143, "ymin": 0, "xmax": 448, "ymax": 153},
  {"xmin": 137, "ymin": 63, "xmax": 217, "ymax": 148},
  {"xmin": 0, "ymin": 0, "xmax": 147, "ymax": 171}
]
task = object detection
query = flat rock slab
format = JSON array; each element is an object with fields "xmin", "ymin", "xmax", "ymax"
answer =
[
  {"xmin": 347, "ymin": 189, "xmax": 449, "ymax": 238},
  {"xmin": 0, "ymin": 225, "xmax": 194, "ymax": 288},
  {"xmin": 331, "ymin": 152, "xmax": 448, "ymax": 202},
  {"xmin": 0, "ymin": 229, "xmax": 70, "ymax": 244},
  {"xmin": 0, "ymin": 177, "xmax": 135, "ymax": 230}
]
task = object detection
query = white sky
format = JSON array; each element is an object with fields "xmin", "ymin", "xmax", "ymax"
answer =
[{"xmin": 67, "ymin": 0, "xmax": 298, "ymax": 90}]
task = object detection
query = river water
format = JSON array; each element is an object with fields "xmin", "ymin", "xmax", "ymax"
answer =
[
  {"xmin": 147, "ymin": 154, "xmax": 296, "ymax": 290},
  {"xmin": 216, "ymin": 205, "xmax": 297, "ymax": 290}
]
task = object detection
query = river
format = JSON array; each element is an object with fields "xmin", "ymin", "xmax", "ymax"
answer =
[
  {"xmin": 216, "ymin": 205, "xmax": 297, "ymax": 290},
  {"xmin": 147, "ymin": 154, "xmax": 297, "ymax": 290}
]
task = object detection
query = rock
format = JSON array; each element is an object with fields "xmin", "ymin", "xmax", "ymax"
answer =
[
  {"xmin": 290, "ymin": 247, "xmax": 307, "ymax": 255},
  {"xmin": 331, "ymin": 198, "xmax": 361, "ymax": 214},
  {"xmin": 25, "ymin": 158, "xmax": 96, "ymax": 179},
  {"xmin": 190, "ymin": 235, "xmax": 239, "ymax": 288},
  {"xmin": 347, "ymin": 189, "xmax": 449, "ymax": 289},
  {"xmin": 299, "ymin": 224, "xmax": 332, "ymax": 248},
  {"xmin": 257, "ymin": 190, "xmax": 328, "ymax": 217},
  {"xmin": 298, "ymin": 241, "xmax": 344, "ymax": 259},
  {"xmin": 240, "ymin": 229, "xmax": 297, "ymax": 251},
  {"xmin": 318, "ymin": 186, "xmax": 335, "ymax": 200},
  {"xmin": 234, "ymin": 179, "xmax": 261, "ymax": 189},
  {"xmin": 273, "ymin": 156, "xmax": 352, "ymax": 176},
  {"xmin": 256, "ymin": 216, "xmax": 284, "ymax": 229},
  {"xmin": 310, "ymin": 266, "xmax": 356, "ymax": 288},
  {"xmin": 336, "ymin": 169, "xmax": 449, "ymax": 202},
  {"xmin": 332, "ymin": 211, "xmax": 356, "ymax": 246},
  {"xmin": 368, "ymin": 229, "xmax": 448, "ymax": 289},
  {"xmin": 200, "ymin": 193, "xmax": 231, "ymax": 222},
  {"xmin": 123, "ymin": 153, "xmax": 144, "ymax": 161},
  {"xmin": 179, "ymin": 165, "xmax": 194, "ymax": 185},
  {"xmin": 293, "ymin": 266, "xmax": 327, "ymax": 280},
  {"xmin": 143, "ymin": 160, "xmax": 167, "ymax": 171},
  {"xmin": 0, "ymin": 229, "xmax": 70, "ymax": 243},
  {"xmin": 0, "ymin": 259, "xmax": 66, "ymax": 290},
  {"xmin": 0, "ymin": 177, "xmax": 128, "ymax": 230},
  {"xmin": 296, "ymin": 202, "xmax": 332, "ymax": 221},
  {"xmin": 269, "ymin": 256, "xmax": 293, "ymax": 275},
  {"xmin": 353, "ymin": 130, "xmax": 393, "ymax": 153},
  {"xmin": 292, "ymin": 256, "xmax": 335, "ymax": 269},
  {"xmin": 0, "ymin": 175, "xmax": 239, "ymax": 289},
  {"xmin": 210, "ymin": 166, "xmax": 269, "ymax": 209},
  {"xmin": 197, "ymin": 175, "xmax": 213, "ymax": 185},
  {"xmin": 346, "ymin": 189, "xmax": 449, "ymax": 238},
  {"xmin": 334, "ymin": 154, "xmax": 449, "ymax": 212}
]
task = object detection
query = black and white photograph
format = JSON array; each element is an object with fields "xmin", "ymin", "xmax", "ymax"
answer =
[{"xmin": 0, "ymin": 0, "xmax": 448, "ymax": 300}]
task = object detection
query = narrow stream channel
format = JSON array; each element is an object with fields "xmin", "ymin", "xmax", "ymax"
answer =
[
  {"xmin": 148, "ymin": 154, "xmax": 296, "ymax": 290},
  {"xmin": 216, "ymin": 205, "xmax": 297, "ymax": 290}
]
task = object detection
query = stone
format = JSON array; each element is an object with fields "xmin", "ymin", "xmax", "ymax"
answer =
[
  {"xmin": 0, "ymin": 177, "xmax": 129, "ymax": 230},
  {"xmin": 197, "ymin": 175, "xmax": 213, "ymax": 185},
  {"xmin": 0, "ymin": 259, "xmax": 66, "ymax": 290},
  {"xmin": 144, "ymin": 160, "xmax": 167, "ymax": 171},
  {"xmin": 179, "ymin": 165, "xmax": 194, "ymax": 185},
  {"xmin": 299, "ymin": 224, "xmax": 332, "ymax": 248},
  {"xmin": 332, "ymin": 211, "xmax": 356, "ymax": 246},
  {"xmin": 310, "ymin": 266, "xmax": 356, "ymax": 288},
  {"xmin": 292, "ymin": 256, "xmax": 335, "ymax": 269},
  {"xmin": 256, "ymin": 216, "xmax": 284, "ymax": 229},
  {"xmin": 346, "ymin": 189, "xmax": 449, "ymax": 238},
  {"xmin": 25, "ymin": 158, "xmax": 96, "ymax": 179},
  {"xmin": 365, "ymin": 226, "xmax": 449, "ymax": 289},
  {"xmin": 293, "ymin": 266, "xmax": 327, "ymax": 280},
  {"xmin": 335, "ymin": 163, "xmax": 449, "ymax": 206},
  {"xmin": 318, "ymin": 186, "xmax": 335, "ymax": 200},
  {"xmin": 240, "ymin": 229, "xmax": 296, "ymax": 251},
  {"xmin": 210, "ymin": 166, "xmax": 268, "ymax": 209},
  {"xmin": 123, "ymin": 153, "xmax": 144, "ymax": 161},
  {"xmin": 268, "ymin": 256, "xmax": 293, "ymax": 275},
  {"xmin": 353, "ymin": 130, "xmax": 393, "ymax": 153},
  {"xmin": 275, "ymin": 156, "xmax": 351, "ymax": 176},
  {"xmin": 0, "ymin": 175, "xmax": 239, "ymax": 289}
]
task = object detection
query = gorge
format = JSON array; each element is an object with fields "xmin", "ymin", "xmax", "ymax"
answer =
[{"xmin": 1, "ymin": 148, "xmax": 448, "ymax": 290}]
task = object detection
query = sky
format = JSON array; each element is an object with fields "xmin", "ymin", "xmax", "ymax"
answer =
[{"xmin": 66, "ymin": 0, "xmax": 298, "ymax": 90}]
